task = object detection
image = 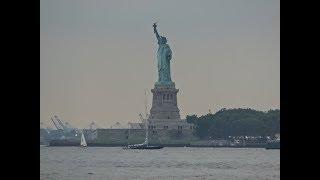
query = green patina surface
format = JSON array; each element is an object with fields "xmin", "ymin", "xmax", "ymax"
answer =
[{"xmin": 153, "ymin": 23, "xmax": 174, "ymax": 85}]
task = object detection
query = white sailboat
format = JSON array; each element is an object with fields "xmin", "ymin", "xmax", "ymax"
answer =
[{"xmin": 80, "ymin": 131, "xmax": 87, "ymax": 147}]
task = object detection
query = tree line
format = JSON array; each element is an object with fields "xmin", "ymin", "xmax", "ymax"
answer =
[{"xmin": 186, "ymin": 108, "xmax": 280, "ymax": 139}]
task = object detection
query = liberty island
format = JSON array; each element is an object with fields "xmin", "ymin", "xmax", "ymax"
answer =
[{"xmin": 45, "ymin": 23, "xmax": 196, "ymax": 147}]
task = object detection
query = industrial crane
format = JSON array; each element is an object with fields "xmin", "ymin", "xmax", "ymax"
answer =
[
  {"xmin": 51, "ymin": 117, "xmax": 63, "ymax": 130},
  {"xmin": 50, "ymin": 115, "xmax": 75, "ymax": 133},
  {"xmin": 54, "ymin": 115, "xmax": 68, "ymax": 130}
]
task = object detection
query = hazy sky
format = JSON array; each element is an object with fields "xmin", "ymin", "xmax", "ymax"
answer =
[{"xmin": 41, "ymin": 0, "xmax": 279, "ymax": 129}]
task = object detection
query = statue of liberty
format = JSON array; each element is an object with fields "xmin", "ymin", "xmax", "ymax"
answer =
[{"xmin": 153, "ymin": 23, "xmax": 173, "ymax": 85}]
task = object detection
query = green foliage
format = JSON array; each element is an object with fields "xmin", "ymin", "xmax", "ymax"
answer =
[{"xmin": 186, "ymin": 108, "xmax": 280, "ymax": 139}]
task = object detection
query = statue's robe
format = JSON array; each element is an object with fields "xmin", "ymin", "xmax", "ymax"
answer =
[{"xmin": 157, "ymin": 43, "xmax": 172, "ymax": 84}]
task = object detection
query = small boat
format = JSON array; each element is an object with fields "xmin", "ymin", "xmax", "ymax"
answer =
[
  {"xmin": 80, "ymin": 131, "xmax": 87, "ymax": 147},
  {"xmin": 123, "ymin": 142, "xmax": 163, "ymax": 150},
  {"xmin": 123, "ymin": 116, "xmax": 163, "ymax": 150},
  {"xmin": 123, "ymin": 135, "xmax": 163, "ymax": 150}
]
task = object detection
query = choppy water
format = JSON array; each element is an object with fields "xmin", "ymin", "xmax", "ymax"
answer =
[{"xmin": 40, "ymin": 147, "xmax": 279, "ymax": 180}]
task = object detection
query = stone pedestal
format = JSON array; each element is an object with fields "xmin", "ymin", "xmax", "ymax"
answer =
[
  {"xmin": 149, "ymin": 83, "xmax": 180, "ymax": 120},
  {"xmin": 147, "ymin": 82, "xmax": 195, "ymax": 131}
]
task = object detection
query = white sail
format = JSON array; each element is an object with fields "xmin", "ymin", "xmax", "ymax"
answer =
[{"xmin": 80, "ymin": 131, "xmax": 87, "ymax": 147}]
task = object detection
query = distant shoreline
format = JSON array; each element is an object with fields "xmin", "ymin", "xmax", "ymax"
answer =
[{"xmin": 45, "ymin": 143, "xmax": 269, "ymax": 148}]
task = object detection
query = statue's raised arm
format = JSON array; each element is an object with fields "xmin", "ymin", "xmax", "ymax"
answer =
[{"xmin": 153, "ymin": 23, "xmax": 161, "ymax": 42}]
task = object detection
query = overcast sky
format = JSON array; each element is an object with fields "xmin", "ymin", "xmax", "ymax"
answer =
[{"xmin": 41, "ymin": 0, "xmax": 279, "ymax": 129}]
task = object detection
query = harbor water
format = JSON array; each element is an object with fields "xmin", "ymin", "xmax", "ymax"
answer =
[{"xmin": 40, "ymin": 146, "xmax": 279, "ymax": 180}]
